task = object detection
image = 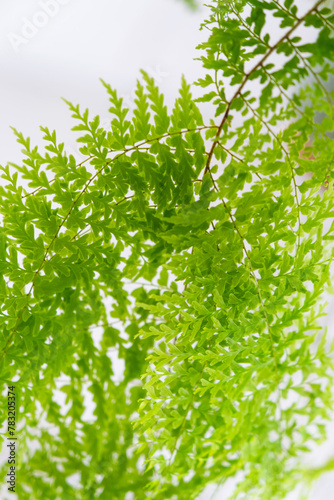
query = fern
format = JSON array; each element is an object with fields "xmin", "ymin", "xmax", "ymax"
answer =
[{"xmin": 1, "ymin": 1, "xmax": 334, "ymax": 499}]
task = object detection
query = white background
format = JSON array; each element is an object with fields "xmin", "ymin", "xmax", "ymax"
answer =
[{"xmin": 1, "ymin": 0, "xmax": 334, "ymax": 498}]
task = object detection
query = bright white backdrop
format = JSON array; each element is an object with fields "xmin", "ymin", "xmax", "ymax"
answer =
[{"xmin": 1, "ymin": 1, "xmax": 334, "ymax": 498}]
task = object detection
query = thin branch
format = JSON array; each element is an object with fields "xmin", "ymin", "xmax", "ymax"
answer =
[
  {"xmin": 287, "ymin": 40, "xmax": 332, "ymax": 106},
  {"xmin": 240, "ymin": 95, "xmax": 302, "ymax": 253},
  {"xmin": 204, "ymin": 0, "xmax": 326, "ymax": 178}
]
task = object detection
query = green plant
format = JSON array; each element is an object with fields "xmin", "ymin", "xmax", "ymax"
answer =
[
  {"xmin": 178, "ymin": 0, "xmax": 198, "ymax": 8},
  {"xmin": 1, "ymin": 1, "xmax": 334, "ymax": 499}
]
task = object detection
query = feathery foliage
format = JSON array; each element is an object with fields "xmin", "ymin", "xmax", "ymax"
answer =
[{"xmin": 1, "ymin": 1, "xmax": 334, "ymax": 499}]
